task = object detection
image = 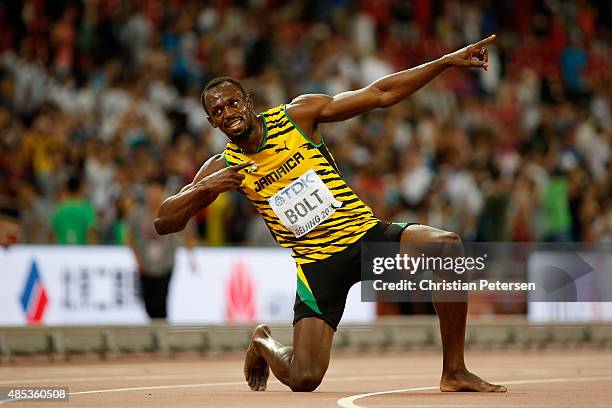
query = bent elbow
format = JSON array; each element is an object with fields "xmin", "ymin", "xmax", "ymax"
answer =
[{"xmin": 154, "ymin": 217, "xmax": 171, "ymax": 235}]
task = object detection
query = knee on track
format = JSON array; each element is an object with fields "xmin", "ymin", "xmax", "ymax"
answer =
[{"xmin": 289, "ymin": 371, "xmax": 324, "ymax": 392}]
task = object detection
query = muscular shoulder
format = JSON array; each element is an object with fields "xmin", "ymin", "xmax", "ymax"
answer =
[
  {"xmin": 285, "ymin": 94, "xmax": 332, "ymax": 144},
  {"xmin": 286, "ymin": 94, "xmax": 332, "ymax": 124}
]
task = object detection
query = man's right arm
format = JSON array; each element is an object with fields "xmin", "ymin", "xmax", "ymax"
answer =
[{"xmin": 154, "ymin": 154, "xmax": 253, "ymax": 235}]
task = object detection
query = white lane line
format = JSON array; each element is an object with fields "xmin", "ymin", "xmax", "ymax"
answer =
[
  {"xmin": 0, "ymin": 381, "xmax": 244, "ymax": 404},
  {"xmin": 336, "ymin": 375, "xmax": 612, "ymax": 408},
  {"xmin": 70, "ymin": 381, "xmax": 243, "ymax": 395}
]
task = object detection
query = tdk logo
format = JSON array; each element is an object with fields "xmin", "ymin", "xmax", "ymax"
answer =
[
  {"xmin": 19, "ymin": 260, "xmax": 48, "ymax": 324},
  {"xmin": 276, "ymin": 171, "xmax": 317, "ymax": 202}
]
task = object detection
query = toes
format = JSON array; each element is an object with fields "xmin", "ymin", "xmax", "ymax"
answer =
[
  {"xmin": 256, "ymin": 375, "xmax": 267, "ymax": 391},
  {"xmin": 248, "ymin": 364, "xmax": 261, "ymax": 390},
  {"xmin": 247, "ymin": 370, "xmax": 256, "ymax": 390},
  {"xmin": 244, "ymin": 345, "xmax": 267, "ymax": 390},
  {"xmin": 480, "ymin": 380, "xmax": 507, "ymax": 393},
  {"xmin": 252, "ymin": 367, "xmax": 267, "ymax": 391},
  {"xmin": 249, "ymin": 369, "xmax": 258, "ymax": 390},
  {"xmin": 254, "ymin": 366, "xmax": 263, "ymax": 390},
  {"xmin": 244, "ymin": 346, "xmax": 269, "ymax": 391},
  {"xmin": 259, "ymin": 366, "xmax": 269, "ymax": 391},
  {"xmin": 249, "ymin": 364, "xmax": 268, "ymax": 391},
  {"xmin": 490, "ymin": 384, "xmax": 507, "ymax": 393},
  {"xmin": 264, "ymin": 365, "xmax": 270, "ymax": 381}
]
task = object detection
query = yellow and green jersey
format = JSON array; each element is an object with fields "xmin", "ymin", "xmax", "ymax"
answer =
[{"xmin": 222, "ymin": 104, "xmax": 379, "ymax": 268}]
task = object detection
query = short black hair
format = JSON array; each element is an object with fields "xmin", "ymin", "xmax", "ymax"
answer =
[{"xmin": 201, "ymin": 77, "xmax": 247, "ymax": 114}]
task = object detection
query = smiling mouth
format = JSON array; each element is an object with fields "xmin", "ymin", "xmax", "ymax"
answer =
[{"xmin": 226, "ymin": 118, "xmax": 244, "ymax": 131}]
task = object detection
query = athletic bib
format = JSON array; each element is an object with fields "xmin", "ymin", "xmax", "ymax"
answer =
[{"xmin": 268, "ymin": 169, "xmax": 342, "ymax": 238}]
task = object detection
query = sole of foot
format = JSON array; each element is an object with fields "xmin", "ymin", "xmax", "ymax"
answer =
[{"xmin": 244, "ymin": 324, "xmax": 271, "ymax": 391}]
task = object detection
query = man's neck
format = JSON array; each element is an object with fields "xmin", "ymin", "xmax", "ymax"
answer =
[{"xmin": 236, "ymin": 114, "xmax": 264, "ymax": 153}]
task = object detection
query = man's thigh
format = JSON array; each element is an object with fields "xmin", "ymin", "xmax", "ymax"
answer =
[
  {"xmin": 400, "ymin": 224, "xmax": 460, "ymax": 243},
  {"xmin": 398, "ymin": 223, "xmax": 463, "ymax": 259}
]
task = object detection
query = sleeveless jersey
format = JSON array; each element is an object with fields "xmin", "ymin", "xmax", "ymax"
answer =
[{"xmin": 222, "ymin": 105, "xmax": 379, "ymax": 266}]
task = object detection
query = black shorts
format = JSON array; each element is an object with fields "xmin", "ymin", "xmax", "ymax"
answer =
[{"xmin": 293, "ymin": 221, "xmax": 414, "ymax": 331}]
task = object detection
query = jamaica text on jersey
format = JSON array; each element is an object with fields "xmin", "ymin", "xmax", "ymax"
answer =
[{"xmin": 222, "ymin": 104, "xmax": 379, "ymax": 266}]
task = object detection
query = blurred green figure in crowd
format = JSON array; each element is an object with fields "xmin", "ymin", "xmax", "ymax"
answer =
[{"xmin": 51, "ymin": 175, "xmax": 97, "ymax": 244}]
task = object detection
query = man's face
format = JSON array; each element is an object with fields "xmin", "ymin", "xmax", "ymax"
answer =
[{"xmin": 204, "ymin": 83, "xmax": 253, "ymax": 143}]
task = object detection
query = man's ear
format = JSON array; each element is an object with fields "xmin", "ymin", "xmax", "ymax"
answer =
[
  {"xmin": 206, "ymin": 115, "xmax": 217, "ymax": 128},
  {"xmin": 246, "ymin": 94, "xmax": 254, "ymax": 109}
]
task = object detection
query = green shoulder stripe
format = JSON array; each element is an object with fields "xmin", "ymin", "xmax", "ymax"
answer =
[{"xmin": 222, "ymin": 152, "xmax": 231, "ymax": 167}]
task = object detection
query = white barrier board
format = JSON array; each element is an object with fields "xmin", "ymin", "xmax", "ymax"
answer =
[
  {"xmin": 0, "ymin": 245, "xmax": 375, "ymax": 326},
  {"xmin": 527, "ymin": 250, "xmax": 612, "ymax": 322}
]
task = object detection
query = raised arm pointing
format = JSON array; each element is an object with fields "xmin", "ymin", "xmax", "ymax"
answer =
[{"xmin": 287, "ymin": 34, "xmax": 496, "ymax": 141}]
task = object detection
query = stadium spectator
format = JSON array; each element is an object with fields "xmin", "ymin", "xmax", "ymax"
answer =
[
  {"xmin": 51, "ymin": 174, "xmax": 97, "ymax": 244},
  {"xmin": 127, "ymin": 177, "xmax": 188, "ymax": 319},
  {"xmin": 0, "ymin": 0, "xmax": 608, "ymax": 248}
]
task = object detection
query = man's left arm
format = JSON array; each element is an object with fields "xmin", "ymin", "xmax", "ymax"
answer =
[{"xmin": 287, "ymin": 35, "xmax": 495, "ymax": 137}]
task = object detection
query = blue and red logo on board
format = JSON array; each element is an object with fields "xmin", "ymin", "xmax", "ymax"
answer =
[{"xmin": 19, "ymin": 260, "xmax": 48, "ymax": 324}]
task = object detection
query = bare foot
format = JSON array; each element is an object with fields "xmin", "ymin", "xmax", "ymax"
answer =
[
  {"xmin": 440, "ymin": 369, "xmax": 507, "ymax": 392},
  {"xmin": 244, "ymin": 324, "xmax": 271, "ymax": 391}
]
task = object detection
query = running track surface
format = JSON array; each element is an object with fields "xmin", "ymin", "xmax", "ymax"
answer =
[{"xmin": 1, "ymin": 349, "xmax": 611, "ymax": 407}]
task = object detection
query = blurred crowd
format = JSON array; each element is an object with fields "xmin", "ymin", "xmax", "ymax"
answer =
[{"xmin": 0, "ymin": 0, "xmax": 610, "ymax": 246}]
